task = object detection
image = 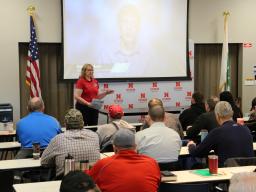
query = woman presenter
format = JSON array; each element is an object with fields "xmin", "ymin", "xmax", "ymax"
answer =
[{"xmin": 74, "ymin": 64, "xmax": 113, "ymax": 125}]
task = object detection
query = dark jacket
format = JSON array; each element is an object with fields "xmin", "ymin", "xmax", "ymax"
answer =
[
  {"xmin": 179, "ymin": 103, "xmax": 206, "ymax": 130},
  {"xmin": 232, "ymin": 105, "xmax": 243, "ymax": 121},
  {"xmin": 189, "ymin": 120, "xmax": 254, "ymax": 166},
  {"xmin": 186, "ymin": 111, "xmax": 218, "ymax": 139}
]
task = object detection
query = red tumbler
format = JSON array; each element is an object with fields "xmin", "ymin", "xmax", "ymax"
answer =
[{"xmin": 208, "ymin": 155, "xmax": 218, "ymax": 175}]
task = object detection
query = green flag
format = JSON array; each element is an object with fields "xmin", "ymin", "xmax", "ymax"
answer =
[{"xmin": 219, "ymin": 12, "xmax": 231, "ymax": 92}]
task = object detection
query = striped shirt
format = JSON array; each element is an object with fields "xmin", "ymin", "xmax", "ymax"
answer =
[{"xmin": 41, "ymin": 129, "xmax": 100, "ymax": 176}]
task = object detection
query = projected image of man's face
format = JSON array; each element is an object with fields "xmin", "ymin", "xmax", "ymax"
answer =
[{"xmin": 118, "ymin": 5, "xmax": 141, "ymax": 55}]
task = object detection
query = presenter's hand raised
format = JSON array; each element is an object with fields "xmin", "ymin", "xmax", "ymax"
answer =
[{"xmin": 105, "ymin": 89, "xmax": 114, "ymax": 95}]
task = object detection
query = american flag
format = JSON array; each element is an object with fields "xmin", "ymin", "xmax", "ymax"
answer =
[{"xmin": 26, "ymin": 15, "xmax": 41, "ymax": 98}]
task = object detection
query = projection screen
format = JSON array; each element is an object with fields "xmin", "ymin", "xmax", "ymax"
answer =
[{"xmin": 62, "ymin": 0, "xmax": 189, "ymax": 81}]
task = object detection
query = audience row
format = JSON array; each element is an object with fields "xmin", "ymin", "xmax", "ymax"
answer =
[{"xmin": 13, "ymin": 91, "xmax": 256, "ymax": 192}]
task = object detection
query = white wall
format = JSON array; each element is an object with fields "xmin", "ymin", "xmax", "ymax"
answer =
[
  {"xmin": 0, "ymin": 0, "xmax": 61, "ymax": 122},
  {"xmin": 1, "ymin": 0, "xmax": 256, "ymax": 122},
  {"xmin": 189, "ymin": 0, "xmax": 256, "ymax": 113}
]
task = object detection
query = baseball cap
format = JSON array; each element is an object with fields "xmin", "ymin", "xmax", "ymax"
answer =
[
  {"xmin": 65, "ymin": 109, "xmax": 84, "ymax": 129},
  {"xmin": 108, "ymin": 104, "xmax": 124, "ymax": 119},
  {"xmin": 112, "ymin": 129, "xmax": 135, "ymax": 148}
]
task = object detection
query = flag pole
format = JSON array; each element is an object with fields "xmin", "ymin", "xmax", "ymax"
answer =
[
  {"xmin": 219, "ymin": 11, "xmax": 230, "ymax": 93},
  {"xmin": 26, "ymin": 5, "xmax": 42, "ymax": 98},
  {"xmin": 25, "ymin": 5, "xmax": 35, "ymax": 88},
  {"xmin": 27, "ymin": 5, "xmax": 35, "ymax": 17}
]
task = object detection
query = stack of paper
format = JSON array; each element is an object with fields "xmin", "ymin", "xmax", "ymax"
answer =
[{"xmin": 91, "ymin": 99, "xmax": 104, "ymax": 110}]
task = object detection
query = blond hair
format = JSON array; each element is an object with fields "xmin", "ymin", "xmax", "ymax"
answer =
[{"xmin": 80, "ymin": 64, "xmax": 93, "ymax": 78}]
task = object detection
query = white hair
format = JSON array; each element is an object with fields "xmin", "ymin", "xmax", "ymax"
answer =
[
  {"xmin": 214, "ymin": 101, "xmax": 233, "ymax": 118},
  {"xmin": 229, "ymin": 172, "xmax": 256, "ymax": 192}
]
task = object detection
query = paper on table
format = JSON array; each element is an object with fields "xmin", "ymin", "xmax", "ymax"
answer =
[
  {"xmin": 91, "ymin": 99, "xmax": 104, "ymax": 110},
  {"xmin": 192, "ymin": 169, "xmax": 224, "ymax": 176},
  {"xmin": 192, "ymin": 169, "xmax": 212, "ymax": 176}
]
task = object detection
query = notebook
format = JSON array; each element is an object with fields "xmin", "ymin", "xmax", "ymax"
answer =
[{"xmin": 161, "ymin": 171, "xmax": 177, "ymax": 182}]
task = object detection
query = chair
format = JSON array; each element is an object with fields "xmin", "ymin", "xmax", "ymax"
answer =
[
  {"xmin": 0, "ymin": 170, "xmax": 14, "ymax": 192},
  {"xmin": 158, "ymin": 161, "xmax": 181, "ymax": 171},
  {"xmin": 22, "ymin": 166, "xmax": 56, "ymax": 182},
  {"xmin": 224, "ymin": 157, "xmax": 256, "ymax": 167},
  {"xmin": 245, "ymin": 120, "xmax": 256, "ymax": 131},
  {"xmin": 159, "ymin": 182, "xmax": 210, "ymax": 192},
  {"xmin": 100, "ymin": 140, "xmax": 114, "ymax": 153},
  {"xmin": 245, "ymin": 120, "xmax": 256, "ymax": 141}
]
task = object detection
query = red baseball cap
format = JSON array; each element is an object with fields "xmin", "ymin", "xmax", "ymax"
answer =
[{"xmin": 108, "ymin": 104, "xmax": 124, "ymax": 119}]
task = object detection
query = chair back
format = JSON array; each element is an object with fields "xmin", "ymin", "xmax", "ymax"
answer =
[
  {"xmin": 244, "ymin": 120, "xmax": 256, "ymax": 131},
  {"xmin": 159, "ymin": 182, "xmax": 210, "ymax": 192},
  {"xmin": 0, "ymin": 170, "xmax": 14, "ymax": 192},
  {"xmin": 100, "ymin": 142, "xmax": 114, "ymax": 153},
  {"xmin": 224, "ymin": 157, "xmax": 256, "ymax": 167},
  {"xmin": 158, "ymin": 161, "xmax": 180, "ymax": 171}
]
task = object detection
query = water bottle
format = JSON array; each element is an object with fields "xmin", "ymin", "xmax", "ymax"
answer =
[
  {"xmin": 32, "ymin": 142, "xmax": 40, "ymax": 160},
  {"xmin": 64, "ymin": 154, "xmax": 75, "ymax": 175},
  {"xmin": 200, "ymin": 129, "xmax": 208, "ymax": 142},
  {"xmin": 80, "ymin": 160, "xmax": 89, "ymax": 171}
]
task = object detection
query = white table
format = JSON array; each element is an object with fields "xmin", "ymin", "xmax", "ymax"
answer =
[
  {"xmin": 13, "ymin": 180, "xmax": 61, "ymax": 192},
  {"xmin": 101, "ymin": 143, "xmax": 256, "ymax": 159},
  {"xmin": 0, "ymin": 130, "xmax": 16, "ymax": 136},
  {"xmin": 0, "ymin": 141, "xmax": 21, "ymax": 149},
  {"xmin": 165, "ymin": 166, "xmax": 256, "ymax": 183},
  {"xmin": 12, "ymin": 166, "xmax": 256, "ymax": 191},
  {"xmin": 101, "ymin": 152, "xmax": 114, "ymax": 158},
  {"xmin": 101, "ymin": 146, "xmax": 190, "ymax": 159},
  {"xmin": 0, "ymin": 141, "xmax": 21, "ymax": 160},
  {"xmin": 0, "ymin": 158, "xmax": 40, "ymax": 170}
]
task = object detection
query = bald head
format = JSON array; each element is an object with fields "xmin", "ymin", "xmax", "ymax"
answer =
[
  {"xmin": 148, "ymin": 98, "xmax": 163, "ymax": 109},
  {"xmin": 149, "ymin": 105, "xmax": 165, "ymax": 122},
  {"xmin": 28, "ymin": 97, "xmax": 44, "ymax": 112}
]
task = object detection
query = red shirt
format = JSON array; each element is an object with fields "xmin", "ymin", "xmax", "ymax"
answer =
[
  {"xmin": 89, "ymin": 150, "xmax": 160, "ymax": 192},
  {"xmin": 75, "ymin": 77, "xmax": 99, "ymax": 102}
]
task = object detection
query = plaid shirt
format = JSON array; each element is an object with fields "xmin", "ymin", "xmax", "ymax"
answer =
[{"xmin": 41, "ymin": 129, "xmax": 100, "ymax": 176}]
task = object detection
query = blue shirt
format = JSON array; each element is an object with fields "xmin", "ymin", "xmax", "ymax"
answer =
[{"xmin": 16, "ymin": 112, "xmax": 61, "ymax": 148}]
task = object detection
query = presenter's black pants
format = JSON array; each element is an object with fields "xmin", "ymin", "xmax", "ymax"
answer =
[{"xmin": 75, "ymin": 102, "xmax": 99, "ymax": 126}]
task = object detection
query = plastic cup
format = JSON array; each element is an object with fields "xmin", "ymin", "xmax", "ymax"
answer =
[
  {"xmin": 200, "ymin": 130, "xmax": 208, "ymax": 142},
  {"xmin": 80, "ymin": 160, "xmax": 89, "ymax": 171},
  {"xmin": 32, "ymin": 142, "xmax": 40, "ymax": 160},
  {"xmin": 208, "ymin": 155, "xmax": 218, "ymax": 175}
]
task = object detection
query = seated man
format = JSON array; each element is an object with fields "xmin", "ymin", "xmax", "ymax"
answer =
[
  {"xmin": 41, "ymin": 109, "xmax": 100, "ymax": 177},
  {"xmin": 60, "ymin": 171, "xmax": 101, "ymax": 192},
  {"xmin": 136, "ymin": 105, "xmax": 182, "ymax": 163},
  {"xmin": 179, "ymin": 92, "xmax": 206, "ymax": 130},
  {"xmin": 89, "ymin": 129, "xmax": 160, "ymax": 192},
  {"xmin": 16, "ymin": 97, "xmax": 61, "ymax": 158},
  {"xmin": 186, "ymin": 98, "xmax": 218, "ymax": 139},
  {"xmin": 188, "ymin": 101, "xmax": 254, "ymax": 166},
  {"xmin": 97, "ymin": 104, "xmax": 135, "ymax": 150},
  {"xmin": 141, "ymin": 98, "xmax": 184, "ymax": 139}
]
